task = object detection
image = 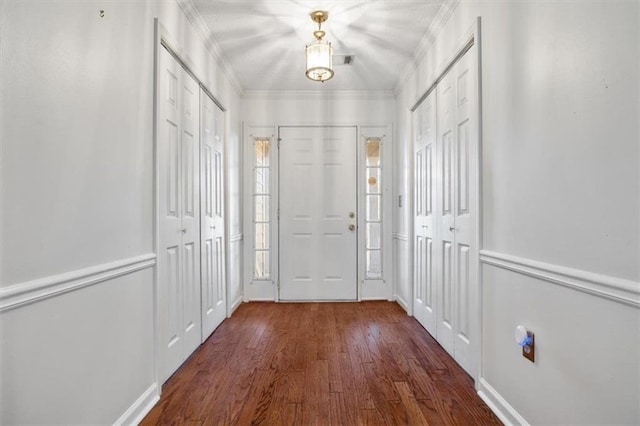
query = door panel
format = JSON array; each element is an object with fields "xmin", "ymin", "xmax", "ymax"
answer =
[
  {"xmin": 158, "ymin": 47, "xmax": 201, "ymax": 382},
  {"xmin": 413, "ymin": 90, "xmax": 437, "ymax": 336},
  {"xmin": 437, "ymin": 69, "xmax": 456, "ymax": 356},
  {"xmin": 159, "ymin": 47, "xmax": 184, "ymax": 381},
  {"xmin": 451, "ymin": 48, "xmax": 477, "ymax": 375},
  {"xmin": 201, "ymin": 92, "xmax": 226, "ymax": 341},
  {"xmin": 180, "ymin": 68, "xmax": 201, "ymax": 357},
  {"xmin": 280, "ymin": 127, "xmax": 357, "ymax": 300}
]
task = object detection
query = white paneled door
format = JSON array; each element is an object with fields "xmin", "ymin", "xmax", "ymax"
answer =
[
  {"xmin": 200, "ymin": 91, "xmax": 226, "ymax": 341},
  {"xmin": 437, "ymin": 67, "xmax": 456, "ymax": 356},
  {"xmin": 413, "ymin": 90, "xmax": 438, "ymax": 337},
  {"xmin": 437, "ymin": 45, "xmax": 478, "ymax": 376},
  {"xmin": 413, "ymin": 43, "xmax": 478, "ymax": 378},
  {"xmin": 158, "ymin": 47, "xmax": 202, "ymax": 383},
  {"xmin": 449, "ymin": 48, "xmax": 477, "ymax": 375},
  {"xmin": 279, "ymin": 127, "xmax": 358, "ymax": 300}
]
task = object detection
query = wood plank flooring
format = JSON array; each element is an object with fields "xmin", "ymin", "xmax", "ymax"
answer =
[{"xmin": 141, "ymin": 302, "xmax": 501, "ymax": 425}]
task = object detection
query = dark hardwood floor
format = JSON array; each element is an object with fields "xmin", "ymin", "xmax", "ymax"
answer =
[{"xmin": 141, "ymin": 301, "xmax": 501, "ymax": 425}]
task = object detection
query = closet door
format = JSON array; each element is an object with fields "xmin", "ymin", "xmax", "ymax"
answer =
[
  {"xmin": 158, "ymin": 47, "xmax": 201, "ymax": 383},
  {"xmin": 436, "ymin": 45, "xmax": 477, "ymax": 376},
  {"xmin": 437, "ymin": 70, "xmax": 456, "ymax": 357},
  {"xmin": 413, "ymin": 90, "xmax": 438, "ymax": 336},
  {"xmin": 450, "ymin": 48, "xmax": 477, "ymax": 375},
  {"xmin": 200, "ymin": 92, "xmax": 226, "ymax": 340}
]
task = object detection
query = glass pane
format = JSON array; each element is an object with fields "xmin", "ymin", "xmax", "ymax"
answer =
[
  {"xmin": 366, "ymin": 168, "xmax": 381, "ymax": 194},
  {"xmin": 254, "ymin": 195, "xmax": 270, "ymax": 222},
  {"xmin": 255, "ymin": 223, "xmax": 270, "ymax": 250},
  {"xmin": 255, "ymin": 139, "xmax": 270, "ymax": 167},
  {"xmin": 255, "ymin": 167, "xmax": 270, "ymax": 194},
  {"xmin": 366, "ymin": 195, "xmax": 382, "ymax": 221},
  {"xmin": 366, "ymin": 138, "xmax": 381, "ymax": 167},
  {"xmin": 366, "ymin": 250, "xmax": 382, "ymax": 279},
  {"xmin": 255, "ymin": 251, "xmax": 271, "ymax": 279},
  {"xmin": 366, "ymin": 223, "xmax": 381, "ymax": 249}
]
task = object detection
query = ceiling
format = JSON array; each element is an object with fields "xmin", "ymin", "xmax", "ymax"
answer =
[{"xmin": 188, "ymin": 0, "xmax": 447, "ymax": 92}]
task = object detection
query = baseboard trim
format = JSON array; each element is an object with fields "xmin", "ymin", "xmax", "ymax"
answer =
[
  {"xmin": 114, "ymin": 382, "xmax": 160, "ymax": 426},
  {"xmin": 228, "ymin": 296, "xmax": 243, "ymax": 317},
  {"xmin": 480, "ymin": 250, "xmax": 640, "ymax": 308},
  {"xmin": 394, "ymin": 294, "xmax": 410, "ymax": 313},
  {"xmin": 0, "ymin": 254, "xmax": 157, "ymax": 313},
  {"xmin": 477, "ymin": 378, "xmax": 528, "ymax": 426}
]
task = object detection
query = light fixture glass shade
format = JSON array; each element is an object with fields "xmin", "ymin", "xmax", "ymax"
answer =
[{"xmin": 305, "ymin": 40, "xmax": 334, "ymax": 82}]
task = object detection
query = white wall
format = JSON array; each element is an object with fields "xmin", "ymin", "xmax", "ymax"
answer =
[
  {"xmin": 394, "ymin": 1, "xmax": 640, "ymax": 424},
  {"xmin": 0, "ymin": 0, "xmax": 242, "ymax": 423},
  {"xmin": 393, "ymin": 87, "xmax": 413, "ymax": 312},
  {"xmin": 241, "ymin": 92, "xmax": 395, "ymax": 301},
  {"xmin": 242, "ymin": 91, "xmax": 394, "ymax": 125}
]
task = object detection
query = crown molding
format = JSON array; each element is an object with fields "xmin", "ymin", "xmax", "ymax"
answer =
[
  {"xmin": 242, "ymin": 90, "xmax": 395, "ymax": 101},
  {"xmin": 176, "ymin": 0, "xmax": 244, "ymax": 96},
  {"xmin": 392, "ymin": 0, "xmax": 461, "ymax": 96}
]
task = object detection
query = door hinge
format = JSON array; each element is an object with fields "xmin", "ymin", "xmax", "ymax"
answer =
[
  {"xmin": 277, "ymin": 138, "xmax": 281, "ymax": 149},
  {"xmin": 277, "ymin": 208, "xmax": 280, "ymax": 221}
]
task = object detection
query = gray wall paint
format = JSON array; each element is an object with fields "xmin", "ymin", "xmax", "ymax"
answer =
[
  {"xmin": 0, "ymin": 1, "xmax": 242, "ymax": 423},
  {"xmin": 394, "ymin": 1, "xmax": 639, "ymax": 423}
]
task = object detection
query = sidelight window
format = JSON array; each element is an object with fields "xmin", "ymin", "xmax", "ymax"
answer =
[
  {"xmin": 365, "ymin": 137, "xmax": 383, "ymax": 279},
  {"xmin": 254, "ymin": 138, "xmax": 271, "ymax": 280}
]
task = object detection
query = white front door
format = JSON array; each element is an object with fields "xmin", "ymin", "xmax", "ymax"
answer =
[
  {"xmin": 200, "ymin": 91, "xmax": 226, "ymax": 341},
  {"xmin": 158, "ymin": 47, "xmax": 201, "ymax": 382},
  {"xmin": 279, "ymin": 126, "xmax": 358, "ymax": 300},
  {"xmin": 413, "ymin": 90, "xmax": 438, "ymax": 336}
]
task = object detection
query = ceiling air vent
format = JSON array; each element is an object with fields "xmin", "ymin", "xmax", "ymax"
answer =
[{"xmin": 334, "ymin": 55, "xmax": 355, "ymax": 66}]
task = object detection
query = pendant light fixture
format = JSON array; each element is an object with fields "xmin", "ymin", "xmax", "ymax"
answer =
[{"xmin": 305, "ymin": 10, "xmax": 334, "ymax": 82}]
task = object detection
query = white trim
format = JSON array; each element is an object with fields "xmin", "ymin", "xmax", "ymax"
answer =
[
  {"xmin": 395, "ymin": 294, "xmax": 410, "ymax": 313},
  {"xmin": 0, "ymin": 254, "xmax": 156, "ymax": 313},
  {"xmin": 243, "ymin": 90, "xmax": 394, "ymax": 100},
  {"xmin": 477, "ymin": 378, "xmax": 528, "ymax": 426},
  {"xmin": 229, "ymin": 233, "xmax": 243, "ymax": 243},
  {"xmin": 480, "ymin": 250, "xmax": 640, "ymax": 308},
  {"xmin": 113, "ymin": 383, "xmax": 160, "ymax": 426},
  {"xmin": 392, "ymin": 233, "xmax": 409, "ymax": 242},
  {"xmin": 228, "ymin": 295, "xmax": 243, "ymax": 317},
  {"xmin": 175, "ymin": 0, "xmax": 244, "ymax": 96},
  {"xmin": 393, "ymin": 0, "xmax": 461, "ymax": 95}
]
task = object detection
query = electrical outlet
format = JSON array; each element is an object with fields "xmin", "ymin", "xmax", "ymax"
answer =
[{"xmin": 522, "ymin": 331, "xmax": 535, "ymax": 362}]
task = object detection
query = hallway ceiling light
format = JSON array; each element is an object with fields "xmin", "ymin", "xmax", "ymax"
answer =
[{"xmin": 305, "ymin": 10, "xmax": 334, "ymax": 82}]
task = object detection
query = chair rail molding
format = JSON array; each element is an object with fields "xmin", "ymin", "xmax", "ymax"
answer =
[
  {"xmin": 392, "ymin": 233, "xmax": 409, "ymax": 242},
  {"xmin": 0, "ymin": 253, "xmax": 157, "ymax": 312},
  {"xmin": 480, "ymin": 250, "xmax": 640, "ymax": 308},
  {"xmin": 229, "ymin": 233, "xmax": 243, "ymax": 243}
]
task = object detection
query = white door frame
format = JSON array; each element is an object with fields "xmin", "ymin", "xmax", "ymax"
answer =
[
  {"xmin": 409, "ymin": 18, "xmax": 483, "ymax": 383},
  {"xmin": 242, "ymin": 123, "xmax": 393, "ymax": 303},
  {"xmin": 359, "ymin": 125, "xmax": 393, "ymax": 301}
]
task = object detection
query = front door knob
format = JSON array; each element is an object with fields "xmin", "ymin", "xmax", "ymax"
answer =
[{"xmin": 348, "ymin": 224, "xmax": 356, "ymax": 231}]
